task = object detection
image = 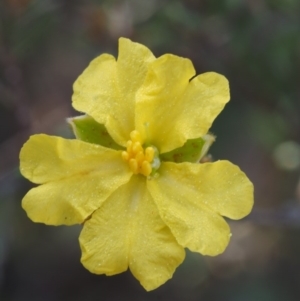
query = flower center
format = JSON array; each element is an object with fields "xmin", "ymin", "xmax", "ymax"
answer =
[{"xmin": 122, "ymin": 130, "xmax": 160, "ymax": 177}]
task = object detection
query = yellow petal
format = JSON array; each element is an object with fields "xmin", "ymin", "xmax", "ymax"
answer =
[
  {"xmin": 137, "ymin": 66, "xmax": 229, "ymax": 153},
  {"xmin": 72, "ymin": 38, "xmax": 155, "ymax": 147},
  {"xmin": 159, "ymin": 160, "xmax": 254, "ymax": 219},
  {"xmin": 79, "ymin": 175, "xmax": 185, "ymax": 291},
  {"xmin": 21, "ymin": 135, "xmax": 132, "ymax": 225},
  {"xmin": 148, "ymin": 162, "xmax": 236, "ymax": 256},
  {"xmin": 135, "ymin": 54, "xmax": 195, "ymax": 151},
  {"xmin": 20, "ymin": 134, "xmax": 128, "ymax": 184}
]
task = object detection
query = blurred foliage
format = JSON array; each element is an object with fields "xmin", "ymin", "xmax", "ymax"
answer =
[{"xmin": 1, "ymin": 0, "xmax": 300, "ymax": 300}]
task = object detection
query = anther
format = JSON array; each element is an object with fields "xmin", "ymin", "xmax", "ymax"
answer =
[
  {"xmin": 122, "ymin": 151, "xmax": 129, "ymax": 161},
  {"xmin": 141, "ymin": 161, "xmax": 152, "ymax": 176},
  {"xmin": 145, "ymin": 147, "xmax": 155, "ymax": 162},
  {"xmin": 130, "ymin": 130, "xmax": 142, "ymax": 143},
  {"xmin": 126, "ymin": 141, "xmax": 133, "ymax": 153},
  {"xmin": 132, "ymin": 142, "xmax": 142, "ymax": 154},
  {"xmin": 136, "ymin": 151, "xmax": 145, "ymax": 163},
  {"xmin": 129, "ymin": 158, "xmax": 139, "ymax": 174}
]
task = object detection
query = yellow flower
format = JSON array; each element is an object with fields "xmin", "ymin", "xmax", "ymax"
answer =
[{"xmin": 20, "ymin": 38, "xmax": 254, "ymax": 291}]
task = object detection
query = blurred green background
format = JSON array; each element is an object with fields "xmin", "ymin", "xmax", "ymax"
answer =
[{"xmin": 1, "ymin": 0, "xmax": 300, "ymax": 300}]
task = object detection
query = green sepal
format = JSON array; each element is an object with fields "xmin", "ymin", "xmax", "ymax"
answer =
[
  {"xmin": 160, "ymin": 134, "xmax": 215, "ymax": 163},
  {"xmin": 67, "ymin": 115, "xmax": 123, "ymax": 150}
]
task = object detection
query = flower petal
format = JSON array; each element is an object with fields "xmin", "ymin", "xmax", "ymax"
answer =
[
  {"xmin": 21, "ymin": 135, "xmax": 131, "ymax": 225},
  {"xmin": 137, "ymin": 64, "xmax": 229, "ymax": 153},
  {"xmin": 158, "ymin": 160, "xmax": 253, "ymax": 219},
  {"xmin": 79, "ymin": 175, "xmax": 185, "ymax": 291},
  {"xmin": 147, "ymin": 162, "xmax": 242, "ymax": 255},
  {"xmin": 20, "ymin": 134, "xmax": 129, "ymax": 184},
  {"xmin": 135, "ymin": 54, "xmax": 195, "ymax": 151},
  {"xmin": 72, "ymin": 38, "xmax": 155, "ymax": 147}
]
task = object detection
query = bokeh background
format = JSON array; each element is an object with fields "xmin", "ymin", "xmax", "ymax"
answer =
[{"xmin": 1, "ymin": 0, "xmax": 300, "ymax": 300}]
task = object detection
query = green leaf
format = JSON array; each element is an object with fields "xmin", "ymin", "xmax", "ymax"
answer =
[
  {"xmin": 160, "ymin": 134, "xmax": 215, "ymax": 163},
  {"xmin": 67, "ymin": 115, "xmax": 123, "ymax": 150}
]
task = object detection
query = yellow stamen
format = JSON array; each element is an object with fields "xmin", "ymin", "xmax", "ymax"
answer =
[
  {"xmin": 126, "ymin": 141, "xmax": 133, "ymax": 153},
  {"xmin": 145, "ymin": 147, "xmax": 155, "ymax": 162},
  {"xmin": 122, "ymin": 130, "xmax": 158, "ymax": 177},
  {"xmin": 132, "ymin": 142, "xmax": 143, "ymax": 154},
  {"xmin": 122, "ymin": 151, "xmax": 129, "ymax": 161},
  {"xmin": 141, "ymin": 161, "xmax": 152, "ymax": 176},
  {"xmin": 129, "ymin": 158, "xmax": 139, "ymax": 174},
  {"xmin": 136, "ymin": 151, "xmax": 145, "ymax": 164},
  {"xmin": 130, "ymin": 130, "xmax": 142, "ymax": 143}
]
